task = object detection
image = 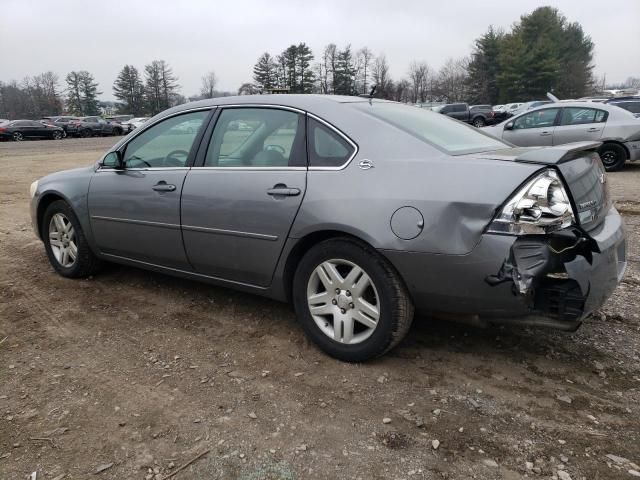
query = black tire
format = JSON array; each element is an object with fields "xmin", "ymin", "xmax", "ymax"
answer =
[
  {"xmin": 80, "ymin": 128, "xmax": 92, "ymax": 138},
  {"xmin": 472, "ymin": 116, "xmax": 486, "ymax": 128},
  {"xmin": 13, "ymin": 132, "xmax": 24, "ymax": 141},
  {"xmin": 52, "ymin": 130, "xmax": 63, "ymax": 140},
  {"xmin": 113, "ymin": 127, "xmax": 123, "ymax": 136},
  {"xmin": 598, "ymin": 143, "xmax": 627, "ymax": 172},
  {"xmin": 293, "ymin": 237, "xmax": 414, "ymax": 362},
  {"xmin": 42, "ymin": 200, "xmax": 103, "ymax": 278}
]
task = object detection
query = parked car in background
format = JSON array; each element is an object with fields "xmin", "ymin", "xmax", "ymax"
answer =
[
  {"xmin": 605, "ymin": 97, "xmax": 640, "ymax": 118},
  {"xmin": 71, "ymin": 116, "xmax": 124, "ymax": 137},
  {"xmin": 106, "ymin": 115, "xmax": 133, "ymax": 124},
  {"xmin": 0, "ymin": 120, "xmax": 64, "ymax": 141},
  {"xmin": 482, "ymin": 101, "xmax": 640, "ymax": 171},
  {"xmin": 28, "ymin": 95, "xmax": 627, "ymax": 361},
  {"xmin": 120, "ymin": 117, "xmax": 150, "ymax": 133},
  {"xmin": 511, "ymin": 100, "xmax": 554, "ymax": 116},
  {"xmin": 434, "ymin": 103, "xmax": 496, "ymax": 127},
  {"xmin": 41, "ymin": 116, "xmax": 80, "ymax": 137}
]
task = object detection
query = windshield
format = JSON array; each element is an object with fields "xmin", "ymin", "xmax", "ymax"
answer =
[{"xmin": 352, "ymin": 102, "xmax": 508, "ymax": 155}]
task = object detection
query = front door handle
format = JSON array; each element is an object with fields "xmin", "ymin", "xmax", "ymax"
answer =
[
  {"xmin": 267, "ymin": 184, "xmax": 301, "ymax": 197},
  {"xmin": 587, "ymin": 127, "xmax": 600, "ymax": 132},
  {"xmin": 540, "ymin": 131, "xmax": 552, "ymax": 136},
  {"xmin": 152, "ymin": 182, "xmax": 176, "ymax": 192}
]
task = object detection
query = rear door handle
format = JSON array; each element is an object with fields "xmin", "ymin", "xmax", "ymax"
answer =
[
  {"xmin": 267, "ymin": 184, "xmax": 301, "ymax": 197},
  {"xmin": 152, "ymin": 182, "xmax": 176, "ymax": 192},
  {"xmin": 540, "ymin": 131, "xmax": 552, "ymax": 136}
]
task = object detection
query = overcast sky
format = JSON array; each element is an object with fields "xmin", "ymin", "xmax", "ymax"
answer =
[{"xmin": 1, "ymin": 0, "xmax": 638, "ymax": 100}]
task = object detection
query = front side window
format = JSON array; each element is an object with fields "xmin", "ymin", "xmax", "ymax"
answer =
[
  {"xmin": 122, "ymin": 110, "xmax": 208, "ymax": 168},
  {"xmin": 308, "ymin": 118, "xmax": 355, "ymax": 167},
  {"xmin": 352, "ymin": 102, "xmax": 508, "ymax": 155},
  {"xmin": 560, "ymin": 107, "xmax": 607, "ymax": 125},
  {"xmin": 204, "ymin": 108, "xmax": 304, "ymax": 168},
  {"xmin": 513, "ymin": 108, "xmax": 560, "ymax": 130}
]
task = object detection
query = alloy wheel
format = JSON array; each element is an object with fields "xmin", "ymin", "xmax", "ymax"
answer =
[
  {"xmin": 306, "ymin": 259, "xmax": 380, "ymax": 345},
  {"xmin": 48, "ymin": 213, "xmax": 77, "ymax": 268},
  {"xmin": 53, "ymin": 131, "xmax": 62, "ymax": 140},
  {"xmin": 13, "ymin": 132, "xmax": 23, "ymax": 141}
]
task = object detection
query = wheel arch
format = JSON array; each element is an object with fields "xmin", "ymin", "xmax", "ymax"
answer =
[
  {"xmin": 599, "ymin": 139, "xmax": 630, "ymax": 159},
  {"xmin": 36, "ymin": 191, "xmax": 71, "ymax": 239},
  {"xmin": 279, "ymin": 229, "xmax": 407, "ymax": 304}
]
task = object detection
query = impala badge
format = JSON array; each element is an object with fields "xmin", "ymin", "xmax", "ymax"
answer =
[{"xmin": 358, "ymin": 159, "xmax": 374, "ymax": 170}]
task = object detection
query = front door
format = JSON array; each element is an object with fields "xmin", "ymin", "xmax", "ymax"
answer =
[
  {"xmin": 553, "ymin": 107, "xmax": 606, "ymax": 146},
  {"xmin": 181, "ymin": 107, "xmax": 307, "ymax": 287},
  {"xmin": 502, "ymin": 107, "xmax": 561, "ymax": 147},
  {"xmin": 88, "ymin": 110, "xmax": 211, "ymax": 268}
]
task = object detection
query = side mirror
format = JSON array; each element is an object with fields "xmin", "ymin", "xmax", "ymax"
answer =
[
  {"xmin": 504, "ymin": 122, "xmax": 514, "ymax": 131},
  {"xmin": 101, "ymin": 151, "xmax": 124, "ymax": 169}
]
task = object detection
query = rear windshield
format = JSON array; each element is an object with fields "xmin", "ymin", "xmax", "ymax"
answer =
[{"xmin": 352, "ymin": 102, "xmax": 508, "ymax": 155}]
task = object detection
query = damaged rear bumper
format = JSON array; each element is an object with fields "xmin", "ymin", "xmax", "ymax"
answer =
[{"xmin": 381, "ymin": 206, "xmax": 626, "ymax": 329}]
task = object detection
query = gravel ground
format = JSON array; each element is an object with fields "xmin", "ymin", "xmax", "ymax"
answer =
[{"xmin": 1, "ymin": 137, "xmax": 639, "ymax": 480}]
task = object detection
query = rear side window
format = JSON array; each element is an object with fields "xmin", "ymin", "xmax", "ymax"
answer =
[
  {"xmin": 560, "ymin": 107, "xmax": 607, "ymax": 125},
  {"xmin": 307, "ymin": 118, "xmax": 355, "ymax": 167},
  {"xmin": 352, "ymin": 102, "xmax": 507, "ymax": 155}
]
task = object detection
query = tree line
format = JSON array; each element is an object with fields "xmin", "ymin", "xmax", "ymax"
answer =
[
  {"xmin": 245, "ymin": 7, "xmax": 605, "ymax": 104},
  {"xmin": 1, "ymin": 7, "xmax": 638, "ymax": 120}
]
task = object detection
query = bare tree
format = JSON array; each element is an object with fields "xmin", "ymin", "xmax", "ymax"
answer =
[
  {"xmin": 372, "ymin": 55, "xmax": 394, "ymax": 99},
  {"xmin": 408, "ymin": 61, "xmax": 431, "ymax": 103},
  {"xmin": 238, "ymin": 83, "xmax": 259, "ymax": 95},
  {"xmin": 200, "ymin": 71, "xmax": 218, "ymax": 99},
  {"xmin": 357, "ymin": 47, "xmax": 374, "ymax": 94},
  {"xmin": 434, "ymin": 57, "xmax": 469, "ymax": 102}
]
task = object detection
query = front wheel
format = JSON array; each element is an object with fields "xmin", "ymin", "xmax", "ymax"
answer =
[
  {"xmin": 52, "ymin": 130, "xmax": 63, "ymax": 140},
  {"xmin": 13, "ymin": 132, "xmax": 24, "ymax": 141},
  {"xmin": 80, "ymin": 129, "xmax": 92, "ymax": 138},
  {"xmin": 42, "ymin": 200, "xmax": 103, "ymax": 278},
  {"xmin": 598, "ymin": 143, "xmax": 627, "ymax": 172},
  {"xmin": 293, "ymin": 238, "xmax": 414, "ymax": 362}
]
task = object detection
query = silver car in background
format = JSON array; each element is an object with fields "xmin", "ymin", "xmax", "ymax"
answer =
[
  {"xmin": 30, "ymin": 95, "xmax": 626, "ymax": 361},
  {"xmin": 483, "ymin": 101, "xmax": 640, "ymax": 171}
]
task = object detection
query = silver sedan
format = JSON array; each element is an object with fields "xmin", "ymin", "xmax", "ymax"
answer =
[
  {"xmin": 29, "ymin": 95, "xmax": 626, "ymax": 361},
  {"xmin": 482, "ymin": 101, "xmax": 640, "ymax": 171}
]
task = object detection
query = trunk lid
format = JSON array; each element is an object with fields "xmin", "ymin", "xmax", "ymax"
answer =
[{"xmin": 475, "ymin": 142, "xmax": 610, "ymax": 232}]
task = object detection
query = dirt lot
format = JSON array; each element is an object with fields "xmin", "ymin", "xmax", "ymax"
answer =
[{"xmin": 1, "ymin": 137, "xmax": 639, "ymax": 480}]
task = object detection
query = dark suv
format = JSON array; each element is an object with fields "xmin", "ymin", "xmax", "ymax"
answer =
[
  {"xmin": 71, "ymin": 117, "xmax": 124, "ymax": 137},
  {"xmin": 435, "ymin": 103, "xmax": 496, "ymax": 127}
]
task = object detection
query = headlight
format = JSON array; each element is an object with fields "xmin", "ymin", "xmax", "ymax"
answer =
[
  {"xmin": 487, "ymin": 169, "xmax": 575, "ymax": 235},
  {"xmin": 29, "ymin": 180, "xmax": 39, "ymax": 198}
]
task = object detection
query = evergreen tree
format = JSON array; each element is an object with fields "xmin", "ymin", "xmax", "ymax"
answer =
[
  {"xmin": 253, "ymin": 53, "xmax": 277, "ymax": 89},
  {"xmin": 496, "ymin": 7, "xmax": 593, "ymax": 101},
  {"xmin": 144, "ymin": 60, "xmax": 179, "ymax": 115},
  {"xmin": 65, "ymin": 71, "xmax": 84, "ymax": 115},
  {"xmin": 113, "ymin": 65, "xmax": 145, "ymax": 115},
  {"xmin": 466, "ymin": 26, "xmax": 503, "ymax": 104},
  {"xmin": 333, "ymin": 45, "xmax": 356, "ymax": 95}
]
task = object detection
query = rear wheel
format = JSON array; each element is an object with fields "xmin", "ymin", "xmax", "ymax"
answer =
[
  {"xmin": 293, "ymin": 238, "xmax": 414, "ymax": 362},
  {"xmin": 112, "ymin": 127, "xmax": 123, "ymax": 136},
  {"xmin": 598, "ymin": 143, "xmax": 627, "ymax": 172},
  {"xmin": 13, "ymin": 132, "xmax": 24, "ymax": 141},
  {"xmin": 42, "ymin": 200, "xmax": 102, "ymax": 278},
  {"xmin": 80, "ymin": 128, "xmax": 92, "ymax": 138},
  {"xmin": 52, "ymin": 130, "xmax": 63, "ymax": 140},
  {"xmin": 472, "ymin": 117, "xmax": 486, "ymax": 128}
]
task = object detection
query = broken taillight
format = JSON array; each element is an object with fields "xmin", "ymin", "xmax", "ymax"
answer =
[{"xmin": 487, "ymin": 169, "xmax": 576, "ymax": 235}]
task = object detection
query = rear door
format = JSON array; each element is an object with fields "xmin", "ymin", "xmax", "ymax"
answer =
[
  {"xmin": 88, "ymin": 109, "xmax": 211, "ymax": 268},
  {"xmin": 181, "ymin": 106, "xmax": 307, "ymax": 286},
  {"xmin": 502, "ymin": 107, "xmax": 560, "ymax": 147},
  {"xmin": 553, "ymin": 107, "xmax": 606, "ymax": 145}
]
